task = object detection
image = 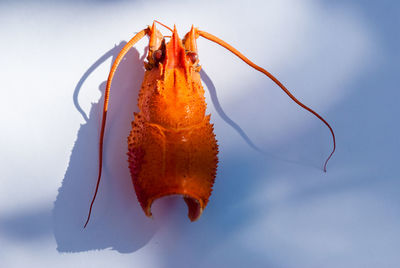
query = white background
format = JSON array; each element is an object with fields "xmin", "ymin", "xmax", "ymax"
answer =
[{"xmin": 1, "ymin": 0, "xmax": 399, "ymax": 267}]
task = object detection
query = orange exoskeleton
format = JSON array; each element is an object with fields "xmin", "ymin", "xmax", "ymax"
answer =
[{"xmin": 84, "ymin": 21, "xmax": 336, "ymax": 227}]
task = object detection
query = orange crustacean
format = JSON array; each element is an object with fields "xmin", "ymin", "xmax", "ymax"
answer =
[{"xmin": 84, "ymin": 21, "xmax": 336, "ymax": 227}]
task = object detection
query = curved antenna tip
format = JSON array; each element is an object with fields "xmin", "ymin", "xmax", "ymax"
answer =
[{"xmin": 153, "ymin": 20, "xmax": 173, "ymax": 33}]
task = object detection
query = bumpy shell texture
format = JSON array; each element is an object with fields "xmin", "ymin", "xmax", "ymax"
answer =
[{"xmin": 127, "ymin": 28, "xmax": 218, "ymax": 221}]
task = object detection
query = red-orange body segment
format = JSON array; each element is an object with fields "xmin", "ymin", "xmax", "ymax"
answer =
[{"xmin": 127, "ymin": 32, "xmax": 218, "ymax": 220}]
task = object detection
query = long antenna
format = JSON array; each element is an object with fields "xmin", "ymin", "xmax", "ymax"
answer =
[
  {"xmin": 198, "ymin": 30, "xmax": 335, "ymax": 172},
  {"xmin": 154, "ymin": 20, "xmax": 173, "ymax": 33},
  {"xmin": 84, "ymin": 28, "xmax": 149, "ymax": 228}
]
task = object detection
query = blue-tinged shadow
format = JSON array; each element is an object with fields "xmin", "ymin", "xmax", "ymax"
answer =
[
  {"xmin": 0, "ymin": 207, "xmax": 52, "ymax": 241},
  {"xmin": 200, "ymin": 68, "xmax": 319, "ymax": 171},
  {"xmin": 53, "ymin": 42, "xmax": 158, "ymax": 253},
  {"xmin": 200, "ymin": 69, "xmax": 264, "ymax": 154},
  {"xmin": 72, "ymin": 44, "xmax": 122, "ymax": 123}
]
